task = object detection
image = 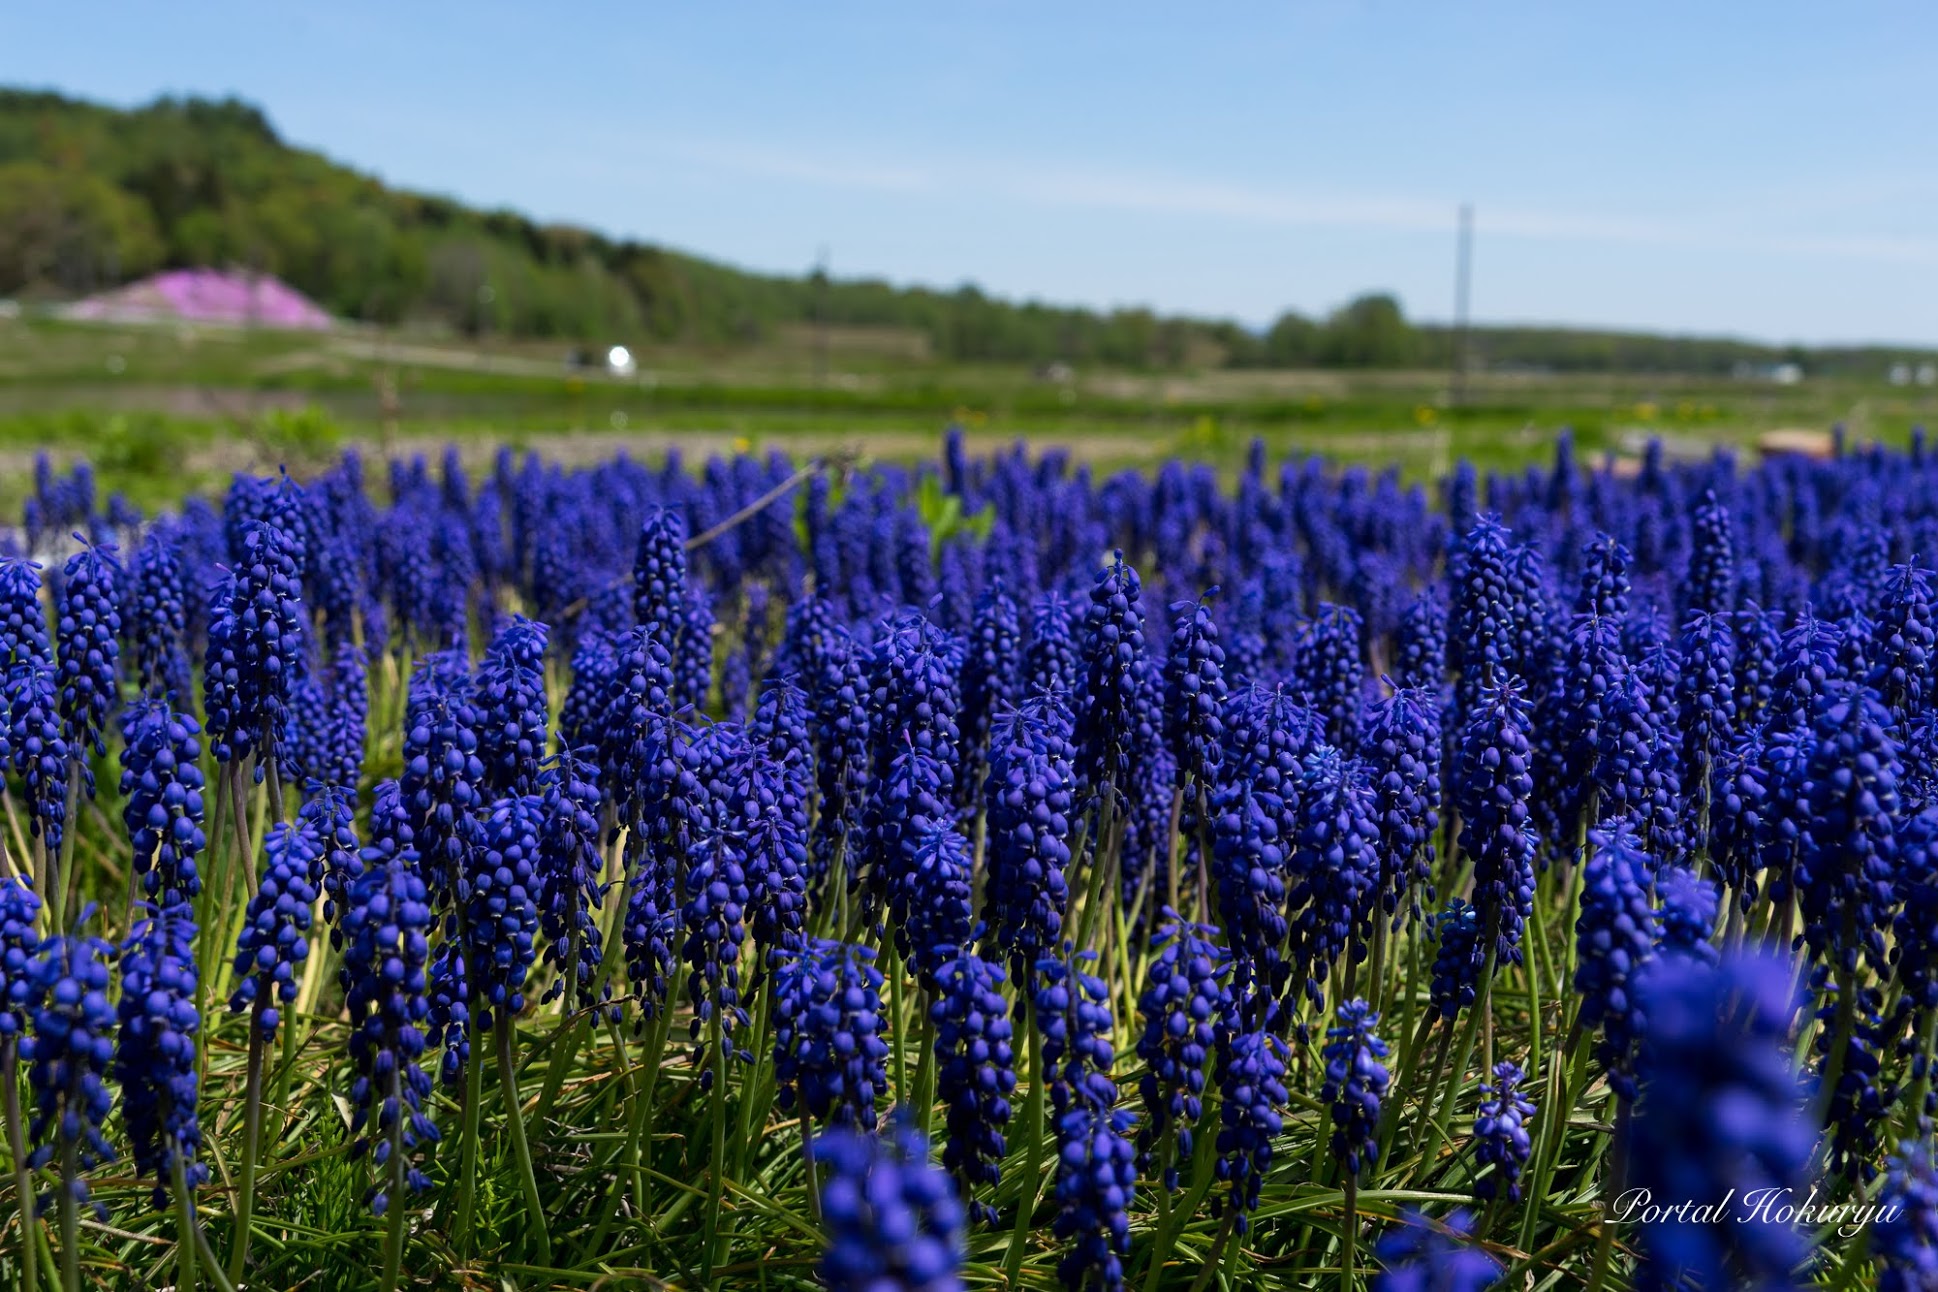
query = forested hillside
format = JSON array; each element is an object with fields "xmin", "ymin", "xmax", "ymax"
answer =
[{"xmin": 0, "ymin": 88, "xmax": 1928, "ymax": 375}]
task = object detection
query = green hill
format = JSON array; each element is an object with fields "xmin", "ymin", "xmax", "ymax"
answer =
[{"xmin": 1, "ymin": 87, "xmax": 1931, "ymax": 375}]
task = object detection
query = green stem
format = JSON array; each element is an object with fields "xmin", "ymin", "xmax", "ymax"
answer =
[
  {"xmin": 57, "ymin": 1135, "xmax": 76, "ymax": 1292},
  {"xmin": 453, "ymin": 1007, "xmax": 484, "ymax": 1257},
  {"xmin": 4, "ymin": 1040, "xmax": 35, "ymax": 1292},
  {"xmin": 702, "ymin": 1009, "xmax": 729, "ymax": 1285},
  {"xmin": 496, "ymin": 1024, "xmax": 553, "ymax": 1264},
  {"xmin": 1002, "ymin": 1000, "xmax": 1044, "ymax": 1286},
  {"xmin": 1343, "ymin": 1173, "xmax": 1358, "ymax": 1291},
  {"xmin": 380, "ymin": 1066, "xmax": 408, "ymax": 1292},
  {"xmin": 225, "ymin": 1011, "xmax": 268, "ymax": 1283},
  {"xmin": 171, "ymin": 1152, "xmax": 198, "ymax": 1292}
]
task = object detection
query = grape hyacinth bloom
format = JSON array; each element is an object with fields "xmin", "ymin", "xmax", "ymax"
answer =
[
  {"xmin": 960, "ymin": 578, "xmax": 1021, "ymax": 800},
  {"xmin": 1654, "ymin": 866, "xmax": 1720, "ymax": 964},
  {"xmin": 537, "ymin": 749, "xmax": 609, "ymax": 1015},
  {"xmin": 118, "ymin": 699, "xmax": 207, "ymax": 908},
  {"xmin": 1073, "ymin": 551, "xmax": 1148, "ymax": 803},
  {"xmin": 1016, "ymin": 589, "xmax": 1079, "ymax": 703},
  {"xmin": 1036, "ymin": 949, "xmax": 1121, "ymax": 1117},
  {"xmin": 10, "ymin": 658, "xmax": 69, "ymax": 857},
  {"xmin": 1428, "ymin": 899, "xmax": 1484, "ymax": 1021},
  {"xmin": 1472, "ymin": 1061, "xmax": 1535, "ymax": 1203},
  {"xmin": 929, "ymin": 945, "xmax": 1015, "ymax": 1222},
  {"xmin": 24, "ymin": 916, "xmax": 117, "ymax": 1218},
  {"xmin": 1135, "ymin": 913, "xmax": 1230, "ymax": 1189},
  {"xmin": 773, "ymin": 940, "xmax": 888, "ymax": 1130},
  {"xmin": 980, "ymin": 697, "xmax": 1076, "ymax": 981},
  {"xmin": 1574, "ymin": 823, "xmax": 1658, "ymax": 1101},
  {"xmin": 1875, "ymin": 1139, "xmax": 1938, "ymax": 1292},
  {"xmin": 632, "ymin": 506, "xmax": 686, "ymax": 638},
  {"xmin": 0, "ymin": 556, "xmax": 50, "ymax": 672},
  {"xmin": 1322, "ymin": 999, "xmax": 1390, "ymax": 1178},
  {"xmin": 203, "ymin": 517, "xmax": 305, "ymax": 777},
  {"xmin": 1628, "ymin": 953, "xmax": 1812, "ymax": 1292},
  {"xmin": 303, "ymin": 781, "xmax": 363, "ymax": 948},
  {"xmin": 115, "ymin": 904, "xmax": 206, "ymax": 1211},
  {"xmin": 340, "ymin": 833, "xmax": 440, "ymax": 1214},
  {"xmin": 1369, "ymin": 1210, "xmax": 1503, "ymax": 1292},
  {"xmin": 126, "ymin": 526, "xmax": 192, "ymax": 703},
  {"xmin": 1454, "ymin": 677, "xmax": 1537, "ymax": 969},
  {"xmin": 894, "ymin": 822, "xmax": 973, "ymax": 991},
  {"xmin": 1163, "ymin": 592, "xmax": 1228, "ymax": 800},
  {"xmin": 53, "ymin": 537, "xmax": 121, "ymax": 776},
  {"xmin": 815, "ymin": 1117, "xmax": 966, "ymax": 1292},
  {"xmin": 0, "ymin": 876, "xmax": 40, "ymax": 1039},
  {"xmin": 1051, "ymin": 1103, "xmax": 1139, "ymax": 1292},
  {"xmin": 468, "ymin": 793, "xmax": 543, "ymax": 1029},
  {"xmin": 1364, "ymin": 685, "xmax": 1441, "ymax": 927},
  {"xmin": 1797, "ymin": 685, "xmax": 1902, "ymax": 977},
  {"xmin": 231, "ymin": 820, "xmax": 321, "ymax": 1038},
  {"xmin": 1214, "ymin": 1022, "xmax": 1289, "ymax": 1231},
  {"xmin": 682, "ymin": 817, "xmax": 754, "ymax": 1084},
  {"xmin": 474, "ymin": 616, "xmax": 550, "ymax": 796},
  {"xmin": 1287, "ymin": 746, "xmax": 1380, "ymax": 1012},
  {"xmin": 1874, "ymin": 563, "xmax": 1937, "ymax": 721}
]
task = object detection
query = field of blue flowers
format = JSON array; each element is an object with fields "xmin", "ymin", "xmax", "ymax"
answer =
[{"xmin": 0, "ymin": 426, "xmax": 1932, "ymax": 1290}]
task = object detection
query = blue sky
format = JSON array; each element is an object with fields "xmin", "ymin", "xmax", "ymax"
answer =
[{"xmin": 6, "ymin": 2, "xmax": 1938, "ymax": 343}]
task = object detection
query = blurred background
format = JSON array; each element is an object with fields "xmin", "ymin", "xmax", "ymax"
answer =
[{"xmin": 0, "ymin": 1, "xmax": 1935, "ymax": 501}]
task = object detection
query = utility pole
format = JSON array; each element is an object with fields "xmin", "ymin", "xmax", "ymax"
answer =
[
  {"xmin": 813, "ymin": 245, "xmax": 830, "ymax": 388},
  {"xmin": 1450, "ymin": 203, "xmax": 1474, "ymax": 406}
]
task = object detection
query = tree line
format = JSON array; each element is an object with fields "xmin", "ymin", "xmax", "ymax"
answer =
[{"xmin": 0, "ymin": 89, "xmax": 1928, "ymax": 376}]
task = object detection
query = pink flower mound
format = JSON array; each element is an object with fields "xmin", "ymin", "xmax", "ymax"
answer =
[{"xmin": 67, "ymin": 269, "xmax": 332, "ymax": 329}]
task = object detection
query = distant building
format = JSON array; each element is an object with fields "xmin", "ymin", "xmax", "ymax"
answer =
[{"xmin": 64, "ymin": 269, "xmax": 332, "ymax": 330}]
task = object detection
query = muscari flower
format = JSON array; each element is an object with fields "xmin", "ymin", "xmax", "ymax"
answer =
[
  {"xmin": 53, "ymin": 537, "xmax": 121, "ymax": 784},
  {"xmin": 1163, "ymin": 591, "xmax": 1228, "ymax": 802},
  {"xmin": 980, "ymin": 696, "xmax": 1076, "ymax": 982},
  {"xmin": 1297, "ymin": 603, "xmax": 1365, "ymax": 754},
  {"xmin": 468, "ymin": 793, "xmax": 543, "ymax": 1030},
  {"xmin": 1796, "ymin": 683, "xmax": 1901, "ymax": 977},
  {"xmin": 537, "ymin": 748, "xmax": 611, "ymax": 1017},
  {"xmin": 0, "ymin": 556, "xmax": 51, "ymax": 672},
  {"xmin": 1654, "ymin": 866, "xmax": 1720, "ymax": 965},
  {"xmin": 1368, "ymin": 1209, "xmax": 1502, "ymax": 1292},
  {"xmin": 230, "ymin": 818, "xmax": 321, "ymax": 1039},
  {"xmin": 1074, "ymin": 551, "xmax": 1148, "ymax": 803},
  {"xmin": 773, "ymin": 938, "xmax": 888, "ymax": 1132},
  {"xmin": 1023, "ymin": 590, "xmax": 1081, "ymax": 702},
  {"xmin": 1472, "ymin": 1061, "xmax": 1535, "ymax": 1204},
  {"xmin": 340, "ymin": 828, "xmax": 440, "ymax": 1215},
  {"xmin": 1428, "ymin": 898, "xmax": 1484, "ymax": 1021},
  {"xmin": 1214, "ymin": 1020, "xmax": 1289, "ymax": 1231},
  {"xmin": 1135, "ymin": 912, "xmax": 1231, "ymax": 1190},
  {"xmin": 474, "ymin": 615, "xmax": 550, "ymax": 797},
  {"xmin": 1052, "ymin": 1102, "xmax": 1139, "ymax": 1292},
  {"xmin": 1875, "ymin": 1138, "xmax": 1938, "ymax": 1292},
  {"xmin": 929, "ymin": 944, "xmax": 1015, "ymax": 1224},
  {"xmin": 9, "ymin": 659, "xmax": 69, "ymax": 855},
  {"xmin": 1574, "ymin": 822, "xmax": 1658, "ymax": 1102},
  {"xmin": 0, "ymin": 875, "xmax": 40, "ymax": 1041},
  {"xmin": 1628, "ymin": 953, "xmax": 1811, "ymax": 1292},
  {"xmin": 1322, "ymin": 998, "xmax": 1390, "ymax": 1179},
  {"xmin": 203, "ymin": 517, "xmax": 305, "ymax": 777},
  {"xmin": 1454, "ymin": 677, "xmax": 1537, "ymax": 968},
  {"xmin": 24, "ymin": 915, "xmax": 117, "ymax": 1218},
  {"xmin": 126, "ymin": 525, "xmax": 192, "ymax": 703},
  {"xmin": 1287, "ymin": 746, "xmax": 1380, "ymax": 1014},
  {"xmin": 115, "ymin": 904, "xmax": 206, "ymax": 1211},
  {"xmin": 1364, "ymin": 685, "xmax": 1441, "ymax": 928},
  {"xmin": 814, "ymin": 1116, "xmax": 966, "ymax": 1292},
  {"xmin": 118, "ymin": 698, "xmax": 207, "ymax": 908}
]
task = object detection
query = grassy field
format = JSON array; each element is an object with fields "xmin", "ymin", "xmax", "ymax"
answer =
[{"xmin": 4, "ymin": 311, "xmax": 1935, "ymax": 507}]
